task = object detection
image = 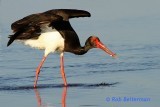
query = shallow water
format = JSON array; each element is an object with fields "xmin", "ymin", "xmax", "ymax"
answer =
[
  {"xmin": 1, "ymin": 34, "xmax": 160, "ymax": 107},
  {"xmin": 1, "ymin": 1, "xmax": 160, "ymax": 107}
]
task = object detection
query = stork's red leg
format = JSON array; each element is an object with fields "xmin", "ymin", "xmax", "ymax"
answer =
[
  {"xmin": 34, "ymin": 56, "xmax": 47, "ymax": 88},
  {"xmin": 60, "ymin": 53, "xmax": 67, "ymax": 86}
]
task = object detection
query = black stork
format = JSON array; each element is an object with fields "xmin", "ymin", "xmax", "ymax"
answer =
[{"xmin": 7, "ymin": 9, "xmax": 117, "ymax": 88}]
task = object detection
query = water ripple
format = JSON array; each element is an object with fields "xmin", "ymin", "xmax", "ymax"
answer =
[{"xmin": 0, "ymin": 82, "xmax": 119, "ymax": 91}]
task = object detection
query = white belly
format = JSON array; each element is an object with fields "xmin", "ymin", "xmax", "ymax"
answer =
[{"xmin": 21, "ymin": 29, "xmax": 64, "ymax": 56}]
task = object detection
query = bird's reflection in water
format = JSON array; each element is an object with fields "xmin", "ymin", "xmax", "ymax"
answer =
[
  {"xmin": 34, "ymin": 87, "xmax": 67, "ymax": 107},
  {"xmin": 34, "ymin": 88, "xmax": 42, "ymax": 106}
]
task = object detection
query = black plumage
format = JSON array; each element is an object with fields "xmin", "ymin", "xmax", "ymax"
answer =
[{"xmin": 7, "ymin": 9, "xmax": 91, "ymax": 47}]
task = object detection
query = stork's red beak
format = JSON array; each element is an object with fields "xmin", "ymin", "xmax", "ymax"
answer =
[{"xmin": 96, "ymin": 41, "xmax": 117, "ymax": 58}]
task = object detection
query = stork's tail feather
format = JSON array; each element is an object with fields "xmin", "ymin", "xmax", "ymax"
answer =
[{"xmin": 7, "ymin": 34, "xmax": 18, "ymax": 47}]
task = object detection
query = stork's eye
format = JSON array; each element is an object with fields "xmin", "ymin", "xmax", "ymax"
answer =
[{"xmin": 90, "ymin": 37, "xmax": 100, "ymax": 47}]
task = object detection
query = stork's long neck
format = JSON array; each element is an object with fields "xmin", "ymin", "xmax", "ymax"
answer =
[
  {"xmin": 72, "ymin": 46, "xmax": 90, "ymax": 55},
  {"xmin": 71, "ymin": 38, "xmax": 93, "ymax": 55}
]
